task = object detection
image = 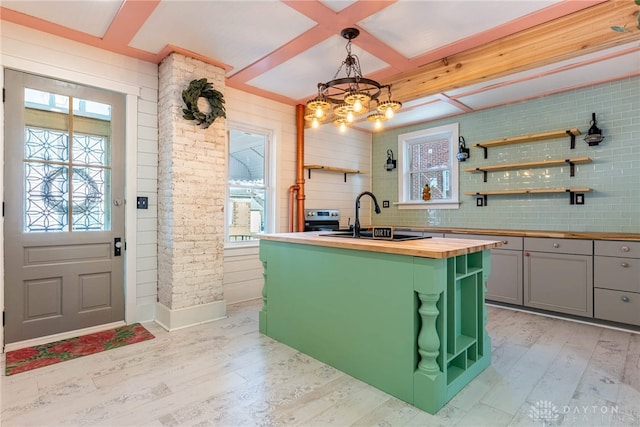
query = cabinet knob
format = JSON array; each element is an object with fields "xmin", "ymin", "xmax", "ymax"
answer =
[
  {"xmin": 621, "ymin": 262, "xmax": 629, "ymax": 268},
  {"xmin": 621, "ymin": 245, "xmax": 630, "ymax": 252},
  {"xmin": 553, "ymin": 243, "xmax": 560, "ymax": 248},
  {"xmin": 621, "ymin": 296, "xmax": 630, "ymax": 303},
  {"xmin": 502, "ymin": 240, "xmax": 508, "ymax": 245}
]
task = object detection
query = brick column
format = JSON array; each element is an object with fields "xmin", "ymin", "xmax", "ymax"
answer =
[{"xmin": 156, "ymin": 53, "xmax": 227, "ymax": 329}]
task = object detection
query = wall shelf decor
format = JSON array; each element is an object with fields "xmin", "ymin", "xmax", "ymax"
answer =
[
  {"xmin": 304, "ymin": 165, "xmax": 363, "ymax": 182},
  {"xmin": 473, "ymin": 128, "xmax": 581, "ymax": 159},
  {"xmin": 465, "ymin": 187, "xmax": 591, "ymax": 206},
  {"xmin": 465, "ymin": 157, "xmax": 592, "ymax": 182}
]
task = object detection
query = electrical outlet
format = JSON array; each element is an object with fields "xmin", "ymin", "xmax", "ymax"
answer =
[
  {"xmin": 476, "ymin": 197, "xmax": 484, "ymax": 207},
  {"xmin": 382, "ymin": 200, "xmax": 390, "ymax": 208},
  {"xmin": 576, "ymin": 193, "xmax": 584, "ymax": 205}
]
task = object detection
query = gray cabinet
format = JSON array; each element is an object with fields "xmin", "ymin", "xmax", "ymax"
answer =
[
  {"xmin": 523, "ymin": 238, "xmax": 593, "ymax": 317},
  {"xmin": 445, "ymin": 233, "xmax": 522, "ymax": 304},
  {"xmin": 593, "ymin": 241, "xmax": 640, "ymax": 326}
]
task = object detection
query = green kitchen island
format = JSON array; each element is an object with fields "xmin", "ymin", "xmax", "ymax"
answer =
[{"xmin": 258, "ymin": 231, "xmax": 501, "ymax": 414}]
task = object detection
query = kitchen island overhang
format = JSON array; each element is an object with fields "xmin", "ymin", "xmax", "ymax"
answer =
[{"xmin": 258, "ymin": 232, "xmax": 501, "ymax": 414}]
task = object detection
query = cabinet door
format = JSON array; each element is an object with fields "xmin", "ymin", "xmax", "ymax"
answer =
[
  {"xmin": 524, "ymin": 251, "xmax": 593, "ymax": 317},
  {"xmin": 486, "ymin": 249, "xmax": 523, "ymax": 305}
]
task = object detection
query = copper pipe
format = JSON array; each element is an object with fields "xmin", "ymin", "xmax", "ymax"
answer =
[
  {"xmin": 295, "ymin": 104, "xmax": 306, "ymax": 232},
  {"xmin": 288, "ymin": 184, "xmax": 299, "ymax": 232}
]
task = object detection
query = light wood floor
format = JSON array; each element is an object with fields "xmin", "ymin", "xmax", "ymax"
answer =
[{"xmin": 1, "ymin": 300, "xmax": 639, "ymax": 426}]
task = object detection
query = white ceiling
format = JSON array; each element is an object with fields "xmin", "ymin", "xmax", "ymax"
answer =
[{"xmin": 2, "ymin": 0, "xmax": 639, "ymax": 132}]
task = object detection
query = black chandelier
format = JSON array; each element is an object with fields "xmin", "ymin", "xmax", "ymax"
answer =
[{"xmin": 305, "ymin": 28, "xmax": 402, "ymax": 131}]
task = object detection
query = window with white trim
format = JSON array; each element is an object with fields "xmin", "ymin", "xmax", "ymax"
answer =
[
  {"xmin": 397, "ymin": 123, "xmax": 460, "ymax": 209},
  {"xmin": 227, "ymin": 127, "xmax": 271, "ymax": 243}
]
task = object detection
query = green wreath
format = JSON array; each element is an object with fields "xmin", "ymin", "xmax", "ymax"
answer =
[{"xmin": 182, "ymin": 78, "xmax": 226, "ymax": 129}]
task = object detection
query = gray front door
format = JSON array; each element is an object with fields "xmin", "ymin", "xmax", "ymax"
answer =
[{"xmin": 4, "ymin": 70, "xmax": 125, "ymax": 344}]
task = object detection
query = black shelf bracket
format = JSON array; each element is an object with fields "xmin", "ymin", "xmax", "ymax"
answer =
[
  {"xmin": 478, "ymin": 144, "xmax": 488, "ymax": 159},
  {"xmin": 566, "ymin": 129, "xmax": 576, "ymax": 149},
  {"xmin": 482, "ymin": 170, "xmax": 488, "ymax": 183},
  {"xmin": 307, "ymin": 168, "xmax": 348, "ymax": 182},
  {"xmin": 565, "ymin": 159, "xmax": 575, "ymax": 177}
]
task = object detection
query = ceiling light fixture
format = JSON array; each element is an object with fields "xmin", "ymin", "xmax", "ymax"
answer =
[{"xmin": 305, "ymin": 27, "xmax": 402, "ymax": 131}]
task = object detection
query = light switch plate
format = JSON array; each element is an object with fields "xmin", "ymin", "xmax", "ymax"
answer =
[{"xmin": 137, "ymin": 196, "xmax": 148, "ymax": 209}]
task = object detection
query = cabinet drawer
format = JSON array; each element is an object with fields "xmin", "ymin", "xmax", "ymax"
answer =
[
  {"xmin": 595, "ymin": 240, "xmax": 640, "ymax": 258},
  {"xmin": 594, "ymin": 288, "xmax": 640, "ymax": 326},
  {"xmin": 594, "ymin": 256, "xmax": 640, "ymax": 293},
  {"xmin": 524, "ymin": 237, "xmax": 592, "ymax": 255},
  {"xmin": 445, "ymin": 234, "xmax": 521, "ymax": 250}
]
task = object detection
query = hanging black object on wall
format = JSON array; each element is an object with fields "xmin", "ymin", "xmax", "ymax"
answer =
[
  {"xmin": 584, "ymin": 112, "xmax": 604, "ymax": 146},
  {"xmin": 457, "ymin": 136, "xmax": 470, "ymax": 161}
]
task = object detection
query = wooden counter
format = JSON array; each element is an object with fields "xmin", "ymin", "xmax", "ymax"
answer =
[
  {"xmin": 389, "ymin": 227, "xmax": 640, "ymax": 242},
  {"xmin": 259, "ymin": 233, "xmax": 498, "ymax": 414},
  {"xmin": 259, "ymin": 231, "xmax": 502, "ymax": 258}
]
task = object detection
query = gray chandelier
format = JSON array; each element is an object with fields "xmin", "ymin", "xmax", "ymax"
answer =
[{"xmin": 305, "ymin": 28, "xmax": 402, "ymax": 131}]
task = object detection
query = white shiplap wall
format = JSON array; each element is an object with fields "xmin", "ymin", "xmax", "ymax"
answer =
[
  {"xmin": 222, "ymin": 88, "xmax": 372, "ymax": 304},
  {"xmin": 0, "ymin": 22, "xmax": 159, "ymax": 324},
  {"xmin": 0, "ymin": 22, "xmax": 373, "ymax": 314}
]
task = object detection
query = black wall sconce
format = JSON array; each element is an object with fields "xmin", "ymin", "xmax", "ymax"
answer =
[
  {"xmin": 584, "ymin": 112, "xmax": 604, "ymax": 146},
  {"xmin": 457, "ymin": 136, "xmax": 470, "ymax": 161},
  {"xmin": 385, "ymin": 148, "xmax": 397, "ymax": 171}
]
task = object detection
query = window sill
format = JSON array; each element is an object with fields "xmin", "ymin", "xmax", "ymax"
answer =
[{"xmin": 395, "ymin": 201, "xmax": 460, "ymax": 210}]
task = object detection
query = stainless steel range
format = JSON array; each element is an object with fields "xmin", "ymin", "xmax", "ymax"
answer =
[{"xmin": 303, "ymin": 209, "xmax": 341, "ymax": 231}]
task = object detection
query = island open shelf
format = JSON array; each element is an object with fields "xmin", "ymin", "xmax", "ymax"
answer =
[{"xmin": 258, "ymin": 233, "xmax": 499, "ymax": 414}]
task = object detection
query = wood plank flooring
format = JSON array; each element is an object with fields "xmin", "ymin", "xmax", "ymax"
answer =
[{"xmin": 1, "ymin": 300, "xmax": 639, "ymax": 426}]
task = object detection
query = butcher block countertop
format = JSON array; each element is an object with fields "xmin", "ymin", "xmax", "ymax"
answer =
[
  {"xmin": 259, "ymin": 231, "xmax": 501, "ymax": 259},
  {"xmin": 393, "ymin": 227, "xmax": 640, "ymax": 241}
]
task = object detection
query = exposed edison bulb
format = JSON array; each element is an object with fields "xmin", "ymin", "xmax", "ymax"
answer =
[
  {"xmin": 347, "ymin": 111, "xmax": 354, "ymax": 122},
  {"xmin": 385, "ymin": 107, "xmax": 394, "ymax": 119},
  {"xmin": 340, "ymin": 122, "xmax": 347, "ymax": 132},
  {"xmin": 315, "ymin": 106, "xmax": 324, "ymax": 118},
  {"xmin": 374, "ymin": 119, "xmax": 382, "ymax": 130},
  {"xmin": 353, "ymin": 98, "xmax": 362, "ymax": 113},
  {"xmin": 312, "ymin": 117, "xmax": 319, "ymax": 128}
]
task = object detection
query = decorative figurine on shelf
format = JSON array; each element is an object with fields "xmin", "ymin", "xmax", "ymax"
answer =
[{"xmin": 422, "ymin": 184, "xmax": 431, "ymax": 201}]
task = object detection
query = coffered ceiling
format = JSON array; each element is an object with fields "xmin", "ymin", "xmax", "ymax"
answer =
[{"xmin": 1, "ymin": 0, "xmax": 639, "ymax": 132}]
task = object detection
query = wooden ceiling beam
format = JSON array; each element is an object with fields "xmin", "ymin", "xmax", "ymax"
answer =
[{"xmin": 385, "ymin": 0, "xmax": 640, "ymax": 103}]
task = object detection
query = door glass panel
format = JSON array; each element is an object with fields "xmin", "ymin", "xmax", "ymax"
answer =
[
  {"xmin": 24, "ymin": 163, "xmax": 69, "ymax": 232},
  {"xmin": 22, "ymin": 88, "xmax": 112, "ymax": 232}
]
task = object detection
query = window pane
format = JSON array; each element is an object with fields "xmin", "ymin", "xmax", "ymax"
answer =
[
  {"xmin": 73, "ymin": 133, "xmax": 108, "ymax": 166},
  {"xmin": 73, "ymin": 98, "xmax": 112, "ymax": 121},
  {"xmin": 24, "ymin": 88, "xmax": 69, "ymax": 114},
  {"xmin": 228, "ymin": 187, "xmax": 265, "ymax": 241},
  {"xmin": 229, "ymin": 130, "xmax": 265, "ymax": 184},
  {"xmin": 24, "ymin": 163, "xmax": 69, "ymax": 232},
  {"xmin": 398, "ymin": 123, "xmax": 459, "ymax": 207},
  {"xmin": 25, "ymin": 127, "xmax": 69, "ymax": 162},
  {"xmin": 72, "ymin": 167, "xmax": 109, "ymax": 231}
]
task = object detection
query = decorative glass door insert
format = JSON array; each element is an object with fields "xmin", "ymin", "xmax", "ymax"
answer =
[{"xmin": 23, "ymin": 88, "xmax": 112, "ymax": 232}]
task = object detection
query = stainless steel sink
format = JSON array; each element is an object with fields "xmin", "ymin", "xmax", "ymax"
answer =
[{"xmin": 320, "ymin": 231, "xmax": 431, "ymax": 241}]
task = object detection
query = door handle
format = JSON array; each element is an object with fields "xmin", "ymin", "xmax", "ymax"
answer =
[{"xmin": 114, "ymin": 237, "xmax": 123, "ymax": 256}]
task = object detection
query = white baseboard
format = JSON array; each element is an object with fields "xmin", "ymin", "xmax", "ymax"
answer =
[
  {"xmin": 154, "ymin": 300, "xmax": 227, "ymax": 331},
  {"xmin": 4, "ymin": 321, "xmax": 126, "ymax": 353}
]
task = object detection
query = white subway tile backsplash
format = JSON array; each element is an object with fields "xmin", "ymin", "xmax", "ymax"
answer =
[{"xmin": 372, "ymin": 77, "xmax": 640, "ymax": 233}]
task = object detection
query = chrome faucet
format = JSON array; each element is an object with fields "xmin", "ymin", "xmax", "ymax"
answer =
[{"xmin": 354, "ymin": 191, "xmax": 382, "ymax": 237}]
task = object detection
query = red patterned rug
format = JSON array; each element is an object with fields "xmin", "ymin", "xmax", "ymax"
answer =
[{"xmin": 4, "ymin": 323, "xmax": 155, "ymax": 376}]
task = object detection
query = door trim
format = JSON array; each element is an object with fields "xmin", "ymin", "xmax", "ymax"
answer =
[{"xmin": 0, "ymin": 65, "xmax": 141, "ymax": 352}]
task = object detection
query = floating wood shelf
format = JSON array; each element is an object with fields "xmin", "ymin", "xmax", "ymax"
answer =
[
  {"xmin": 465, "ymin": 187, "xmax": 591, "ymax": 206},
  {"xmin": 304, "ymin": 165, "xmax": 364, "ymax": 182},
  {"xmin": 465, "ymin": 157, "xmax": 591, "ymax": 182},
  {"xmin": 474, "ymin": 129, "xmax": 581, "ymax": 158}
]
